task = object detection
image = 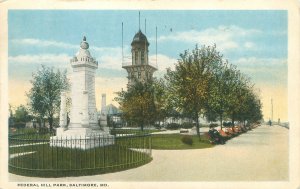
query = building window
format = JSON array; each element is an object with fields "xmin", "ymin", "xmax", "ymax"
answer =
[
  {"xmin": 141, "ymin": 51, "xmax": 145, "ymax": 64},
  {"xmin": 135, "ymin": 51, "xmax": 138, "ymax": 65}
]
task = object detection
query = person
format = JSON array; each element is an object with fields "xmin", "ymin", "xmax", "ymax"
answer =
[
  {"xmin": 208, "ymin": 125, "xmax": 225, "ymax": 144},
  {"xmin": 268, "ymin": 119, "xmax": 272, "ymax": 126}
]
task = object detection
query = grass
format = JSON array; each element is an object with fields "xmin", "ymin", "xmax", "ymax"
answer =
[
  {"xmin": 9, "ymin": 130, "xmax": 213, "ymax": 177},
  {"xmin": 9, "ymin": 136, "xmax": 152, "ymax": 177},
  {"xmin": 151, "ymin": 134, "xmax": 214, "ymax": 150},
  {"xmin": 110, "ymin": 128, "xmax": 160, "ymax": 135}
]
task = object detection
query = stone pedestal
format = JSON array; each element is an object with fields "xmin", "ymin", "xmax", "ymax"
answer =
[{"xmin": 50, "ymin": 128, "xmax": 114, "ymax": 149}]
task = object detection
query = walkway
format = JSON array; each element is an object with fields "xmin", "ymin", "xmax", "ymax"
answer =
[{"xmin": 9, "ymin": 125, "xmax": 288, "ymax": 181}]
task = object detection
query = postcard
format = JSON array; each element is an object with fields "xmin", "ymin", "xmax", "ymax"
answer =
[{"xmin": 0, "ymin": 0, "xmax": 299, "ymax": 189}]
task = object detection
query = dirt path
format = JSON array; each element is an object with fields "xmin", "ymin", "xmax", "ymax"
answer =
[{"xmin": 9, "ymin": 125, "xmax": 288, "ymax": 181}]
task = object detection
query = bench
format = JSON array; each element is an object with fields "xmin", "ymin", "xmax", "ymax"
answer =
[{"xmin": 218, "ymin": 129, "xmax": 231, "ymax": 140}]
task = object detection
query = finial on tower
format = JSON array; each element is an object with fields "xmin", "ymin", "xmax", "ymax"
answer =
[
  {"xmin": 80, "ymin": 36, "xmax": 89, "ymax": 49},
  {"xmin": 139, "ymin": 11, "xmax": 141, "ymax": 31}
]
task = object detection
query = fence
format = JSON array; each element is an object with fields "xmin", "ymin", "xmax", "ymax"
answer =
[{"xmin": 9, "ymin": 131, "xmax": 152, "ymax": 177}]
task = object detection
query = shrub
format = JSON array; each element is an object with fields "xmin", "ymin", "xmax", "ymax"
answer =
[
  {"xmin": 181, "ymin": 135, "xmax": 193, "ymax": 145},
  {"xmin": 181, "ymin": 122, "xmax": 194, "ymax": 129},
  {"xmin": 166, "ymin": 123, "xmax": 180, "ymax": 130},
  {"xmin": 154, "ymin": 124, "xmax": 161, "ymax": 129},
  {"xmin": 14, "ymin": 122, "xmax": 26, "ymax": 129},
  {"xmin": 38, "ymin": 127, "xmax": 50, "ymax": 134},
  {"xmin": 209, "ymin": 123, "xmax": 218, "ymax": 127},
  {"xmin": 223, "ymin": 122, "xmax": 232, "ymax": 127}
]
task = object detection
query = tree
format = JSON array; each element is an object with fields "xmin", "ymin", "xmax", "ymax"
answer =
[
  {"xmin": 27, "ymin": 65, "xmax": 70, "ymax": 131},
  {"xmin": 8, "ymin": 104, "xmax": 14, "ymax": 126},
  {"xmin": 115, "ymin": 78, "xmax": 166, "ymax": 131},
  {"xmin": 235, "ymin": 87, "xmax": 263, "ymax": 125},
  {"xmin": 164, "ymin": 44, "xmax": 222, "ymax": 139},
  {"xmin": 14, "ymin": 105, "xmax": 32, "ymax": 123}
]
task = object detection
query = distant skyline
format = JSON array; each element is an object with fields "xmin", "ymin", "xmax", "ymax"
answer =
[{"xmin": 8, "ymin": 10, "xmax": 287, "ymax": 121}]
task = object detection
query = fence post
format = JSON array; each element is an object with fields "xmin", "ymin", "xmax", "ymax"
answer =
[
  {"xmin": 80, "ymin": 136, "xmax": 82, "ymax": 169},
  {"xmin": 56, "ymin": 137, "xmax": 58, "ymax": 176},
  {"xmin": 72, "ymin": 136, "xmax": 77, "ymax": 169},
  {"xmin": 61, "ymin": 136, "xmax": 63, "ymax": 169},
  {"xmin": 41, "ymin": 135, "xmax": 44, "ymax": 169},
  {"xmin": 70, "ymin": 136, "xmax": 72, "ymax": 170},
  {"xmin": 31, "ymin": 135, "xmax": 33, "ymax": 169}
]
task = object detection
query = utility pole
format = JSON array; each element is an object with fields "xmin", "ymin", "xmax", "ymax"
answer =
[{"xmin": 271, "ymin": 98, "xmax": 273, "ymax": 122}]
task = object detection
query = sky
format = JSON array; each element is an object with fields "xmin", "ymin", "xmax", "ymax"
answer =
[{"xmin": 8, "ymin": 10, "xmax": 287, "ymax": 121}]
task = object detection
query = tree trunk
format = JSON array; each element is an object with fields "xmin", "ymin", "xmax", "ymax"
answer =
[
  {"xmin": 220, "ymin": 113, "xmax": 223, "ymax": 130},
  {"xmin": 38, "ymin": 118, "xmax": 42, "ymax": 129},
  {"xmin": 48, "ymin": 116, "xmax": 53, "ymax": 131},
  {"xmin": 195, "ymin": 111, "xmax": 200, "ymax": 140},
  {"xmin": 141, "ymin": 121, "xmax": 144, "ymax": 131},
  {"xmin": 231, "ymin": 113, "xmax": 235, "ymax": 130}
]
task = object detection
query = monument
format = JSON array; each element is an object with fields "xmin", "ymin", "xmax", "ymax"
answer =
[
  {"xmin": 50, "ymin": 36, "xmax": 114, "ymax": 149},
  {"xmin": 99, "ymin": 93, "xmax": 109, "ymax": 132}
]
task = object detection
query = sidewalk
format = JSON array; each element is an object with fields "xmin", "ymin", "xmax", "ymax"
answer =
[{"xmin": 9, "ymin": 125, "xmax": 288, "ymax": 181}]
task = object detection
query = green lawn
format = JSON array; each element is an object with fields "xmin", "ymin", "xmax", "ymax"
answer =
[
  {"xmin": 110, "ymin": 128, "xmax": 160, "ymax": 135},
  {"xmin": 9, "ymin": 143, "xmax": 152, "ymax": 177},
  {"xmin": 9, "ymin": 135, "xmax": 152, "ymax": 177},
  {"xmin": 151, "ymin": 134, "xmax": 214, "ymax": 149}
]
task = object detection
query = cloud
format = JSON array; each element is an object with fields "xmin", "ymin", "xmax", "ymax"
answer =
[
  {"xmin": 96, "ymin": 47, "xmax": 124, "ymax": 71},
  {"xmin": 233, "ymin": 57, "xmax": 287, "ymax": 68},
  {"xmin": 148, "ymin": 54, "xmax": 177, "ymax": 78},
  {"xmin": 244, "ymin": 42, "xmax": 255, "ymax": 49},
  {"xmin": 11, "ymin": 38, "xmax": 78, "ymax": 49},
  {"xmin": 231, "ymin": 57, "xmax": 287, "ymax": 86},
  {"xmin": 8, "ymin": 54, "xmax": 71, "ymax": 68},
  {"xmin": 9, "ymin": 37, "xmax": 128, "ymax": 71},
  {"xmin": 151, "ymin": 25, "xmax": 261, "ymax": 52}
]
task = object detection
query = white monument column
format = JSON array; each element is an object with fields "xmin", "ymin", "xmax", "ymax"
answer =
[
  {"xmin": 69, "ymin": 36, "xmax": 99, "ymax": 130},
  {"xmin": 59, "ymin": 92, "xmax": 67, "ymax": 128},
  {"xmin": 101, "ymin": 94, "xmax": 107, "ymax": 114},
  {"xmin": 100, "ymin": 93, "xmax": 108, "ymax": 130},
  {"xmin": 56, "ymin": 92, "xmax": 67, "ymax": 136},
  {"xmin": 81, "ymin": 90, "xmax": 89, "ymax": 127}
]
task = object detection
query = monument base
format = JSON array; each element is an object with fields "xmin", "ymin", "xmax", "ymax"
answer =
[{"xmin": 50, "ymin": 128, "xmax": 115, "ymax": 150}]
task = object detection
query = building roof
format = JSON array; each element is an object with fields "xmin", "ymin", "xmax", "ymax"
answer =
[
  {"xmin": 106, "ymin": 104, "xmax": 121, "ymax": 115},
  {"xmin": 131, "ymin": 30, "xmax": 149, "ymax": 46}
]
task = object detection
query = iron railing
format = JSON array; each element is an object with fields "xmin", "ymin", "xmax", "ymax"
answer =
[{"xmin": 9, "ymin": 131, "xmax": 152, "ymax": 177}]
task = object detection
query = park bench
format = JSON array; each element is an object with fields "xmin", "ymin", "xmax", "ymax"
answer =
[
  {"xmin": 218, "ymin": 129, "xmax": 231, "ymax": 140},
  {"xmin": 225, "ymin": 128, "xmax": 238, "ymax": 137},
  {"xmin": 205, "ymin": 131, "xmax": 225, "ymax": 145},
  {"xmin": 239, "ymin": 125, "xmax": 248, "ymax": 132},
  {"xmin": 233, "ymin": 126, "xmax": 242, "ymax": 134},
  {"xmin": 180, "ymin": 129, "xmax": 189, "ymax": 133}
]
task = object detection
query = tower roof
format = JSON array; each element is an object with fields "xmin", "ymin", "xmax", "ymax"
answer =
[{"xmin": 131, "ymin": 30, "xmax": 149, "ymax": 46}]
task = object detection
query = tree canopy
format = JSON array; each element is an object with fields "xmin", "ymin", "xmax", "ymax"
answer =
[
  {"xmin": 27, "ymin": 65, "xmax": 70, "ymax": 130},
  {"xmin": 116, "ymin": 44, "xmax": 263, "ymax": 134},
  {"xmin": 115, "ymin": 78, "xmax": 166, "ymax": 131}
]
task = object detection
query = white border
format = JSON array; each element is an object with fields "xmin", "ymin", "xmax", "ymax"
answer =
[{"xmin": 0, "ymin": 0, "xmax": 299, "ymax": 189}]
